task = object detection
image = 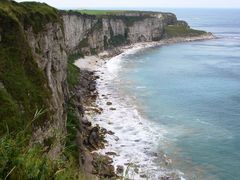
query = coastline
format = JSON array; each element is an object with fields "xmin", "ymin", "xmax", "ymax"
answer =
[
  {"xmin": 75, "ymin": 33, "xmax": 215, "ymax": 71},
  {"xmin": 74, "ymin": 33, "xmax": 215, "ymax": 179}
]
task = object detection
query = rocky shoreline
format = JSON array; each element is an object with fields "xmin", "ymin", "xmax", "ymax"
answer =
[{"xmin": 74, "ymin": 33, "xmax": 215, "ymax": 179}]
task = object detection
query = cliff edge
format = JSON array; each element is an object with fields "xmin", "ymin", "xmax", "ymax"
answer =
[{"xmin": 0, "ymin": 1, "xmax": 213, "ymax": 179}]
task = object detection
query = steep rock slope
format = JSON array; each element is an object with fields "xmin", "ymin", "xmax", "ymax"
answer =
[
  {"xmin": 0, "ymin": 0, "xmax": 68, "ymax": 157},
  {"xmin": 62, "ymin": 11, "xmax": 207, "ymax": 56},
  {"xmin": 62, "ymin": 12, "xmax": 178, "ymax": 54},
  {"xmin": 0, "ymin": 1, "xmax": 211, "ymax": 178}
]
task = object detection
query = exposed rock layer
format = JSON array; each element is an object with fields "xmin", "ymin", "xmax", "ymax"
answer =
[
  {"xmin": 0, "ymin": 1, "xmax": 213, "ymax": 178},
  {"xmin": 62, "ymin": 12, "xmax": 181, "ymax": 55}
]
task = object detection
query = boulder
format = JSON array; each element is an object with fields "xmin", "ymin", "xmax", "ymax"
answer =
[{"xmin": 106, "ymin": 102, "xmax": 112, "ymax": 105}]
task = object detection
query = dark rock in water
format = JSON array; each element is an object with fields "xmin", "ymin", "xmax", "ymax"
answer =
[
  {"xmin": 110, "ymin": 107, "xmax": 116, "ymax": 110},
  {"xmin": 114, "ymin": 136, "xmax": 119, "ymax": 141},
  {"xmin": 92, "ymin": 153, "xmax": 115, "ymax": 178},
  {"xmin": 106, "ymin": 102, "xmax": 112, "ymax": 105},
  {"xmin": 88, "ymin": 125, "xmax": 105, "ymax": 149},
  {"xmin": 106, "ymin": 152, "xmax": 117, "ymax": 156},
  {"xmin": 116, "ymin": 165, "xmax": 124, "ymax": 174},
  {"xmin": 82, "ymin": 116, "xmax": 92, "ymax": 126},
  {"xmin": 134, "ymin": 167, "xmax": 139, "ymax": 173},
  {"xmin": 90, "ymin": 94, "xmax": 97, "ymax": 99},
  {"xmin": 101, "ymin": 128, "xmax": 108, "ymax": 134},
  {"xmin": 149, "ymin": 152, "xmax": 158, "ymax": 157},
  {"xmin": 140, "ymin": 174, "xmax": 148, "ymax": 178},
  {"xmin": 89, "ymin": 81, "xmax": 96, "ymax": 91},
  {"xmin": 107, "ymin": 130, "xmax": 115, "ymax": 135},
  {"xmin": 160, "ymin": 176, "xmax": 171, "ymax": 180}
]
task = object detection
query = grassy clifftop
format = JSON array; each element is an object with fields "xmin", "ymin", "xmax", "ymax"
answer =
[
  {"xmin": 0, "ymin": 0, "xmax": 62, "ymax": 134},
  {"xmin": 164, "ymin": 24, "xmax": 207, "ymax": 38},
  {"xmin": 0, "ymin": 1, "xmax": 83, "ymax": 179}
]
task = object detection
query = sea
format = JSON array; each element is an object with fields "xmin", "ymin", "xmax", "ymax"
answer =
[{"xmin": 94, "ymin": 9, "xmax": 240, "ymax": 179}]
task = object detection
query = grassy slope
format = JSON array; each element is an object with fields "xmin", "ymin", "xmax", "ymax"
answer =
[
  {"xmin": 164, "ymin": 24, "xmax": 207, "ymax": 38},
  {"xmin": 0, "ymin": 1, "xmax": 58, "ymax": 134},
  {"xmin": 0, "ymin": 1, "xmax": 84, "ymax": 179}
]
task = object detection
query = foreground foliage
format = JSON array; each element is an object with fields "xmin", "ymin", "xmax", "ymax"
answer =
[{"xmin": 0, "ymin": 108, "xmax": 85, "ymax": 180}]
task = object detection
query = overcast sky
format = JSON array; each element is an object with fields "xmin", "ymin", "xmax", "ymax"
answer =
[{"xmin": 15, "ymin": 0, "xmax": 240, "ymax": 9}]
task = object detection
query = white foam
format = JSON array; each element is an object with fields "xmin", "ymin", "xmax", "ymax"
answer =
[{"xmin": 92, "ymin": 46, "xmax": 185, "ymax": 179}]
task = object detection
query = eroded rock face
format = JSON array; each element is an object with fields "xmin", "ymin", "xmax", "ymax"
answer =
[
  {"xmin": 62, "ymin": 14, "xmax": 97, "ymax": 52},
  {"xmin": 61, "ymin": 12, "xmax": 179, "ymax": 54},
  {"xmin": 128, "ymin": 18, "xmax": 164, "ymax": 42},
  {"xmin": 25, "ymin": 22, "xmax": 68, "ymax": 158},
  {"xmin": 20, "ymin": 8, "xmax": 199, "ymax": 163}
]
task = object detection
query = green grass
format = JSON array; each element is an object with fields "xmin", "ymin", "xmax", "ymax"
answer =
[
  {"xmin": 64, "ymin": 9, "xmax": 149, "ymax": 26},
  {"xmin": 67, "ymin": 9, "xmax": 143, "ymax": 16},
  {"xmin": 66, "ymin": 53, "xmax": 84, "ymax": 159},
  {"xmin": 108, "ymin": 34, "xmax": 128, "ymax": 47},
  {"xmin": 0, "ymin": 1, "xmax": 60, "ymax": 33},
  {"xmin": 0, "ymin": 0, "xmax": 66, "ymax": 135},
  {"xmin": 67, "ymin": 53, "xmax": 83, "ymax": 90},
  {"xmin": 0, "ymin": 111, "xmax": 85, "ymax": 180},
  {"xmin": 0, "ymin": 2, "xmax": 53, "ymax": 134},
  {"xmin": 0, "ymin": 1, "xmax": 87, "ymax": 178},
  {"xmin": 75, "ymin": 9, "xmax": 123, "ymax": 15},
  {"xmin": 164, "ymin": 24, "xmax": 206, "ymax": 38}
]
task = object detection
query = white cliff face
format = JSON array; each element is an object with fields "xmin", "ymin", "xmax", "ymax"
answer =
[
  {"xmin": 25, "ymin": 22, "xmax": 68, "ymax": 158},
  {"xmin": 109, "ymin": 19, "xmax": 126, "ymax": 36},
  {"xmin": 21, "ymin": 11, "xmax": 181, "ymax": 158},
  {"xmin": 128, "ymin": 18, "xmax": 164, "ymax": 43},
  {"xmin": 62, "ymin": 14, "xmax": 97, "ymax": 52},
  {"xmin": 62, "ymin": 12, "xmax": 178, "ymax": 54}
]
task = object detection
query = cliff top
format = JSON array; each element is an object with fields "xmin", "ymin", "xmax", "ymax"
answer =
[
  {"xmin": 0, "ymin": 1, "xmax": 60, "ymax": 33},
  {"xmin": 61, "ymin": 9, "xmax": 176, "ymax": 19}
]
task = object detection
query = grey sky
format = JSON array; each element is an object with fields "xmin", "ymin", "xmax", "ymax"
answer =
[{"xmin": 15, "ymin": 0, "xmax": 240, "ymax": 9}]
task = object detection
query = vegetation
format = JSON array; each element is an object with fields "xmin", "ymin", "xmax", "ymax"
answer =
[
  {"xmin": 109, "ymin": 34, "xmax": 128, "ymax": 47},
  {"xmin": 67, "ymin": 53, "xmax": 83, "ymax": 90},
  {"xmin": 0, "ymin": 1, "xmax": 54, "ymax": 134},
  {"xmin": 0, "ymin": 2, "xmax": 84, "ymax": 179},
  {"xmin": 164, "ymin": 24, "xmax": 206, "ymax": 38},
  {"xmin": 0, "ymin": 109, "xmax": 84, "ymax": 180},
  {"xmin": 74, "ymin": 9, "xmax": 124, "ymax": 15},
  {"xmin": 0, "ymin": 1, "xmax": 60, "ymax": 33},
  {"xmin": 67, "ymin": 9, "xmax": 143, "ymax": 16},
  {"xmin": 64, "ymin": 9, "xmax": 148, "ymax": 26}
]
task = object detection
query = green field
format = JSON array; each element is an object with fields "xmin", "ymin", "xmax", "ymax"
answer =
[
  {"xmin": 66, "ymin": 9, "xmax": 154, "ymax": 16},
  {"xmin": 76, "ymin": 9, "xmax": 125, "ymax": 15}
]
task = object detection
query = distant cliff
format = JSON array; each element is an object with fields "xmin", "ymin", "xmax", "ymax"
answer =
[
  {"xmin": 62, "ymin": 10, "xmax": 208, "ymax": 55},
  {"xmin": 0, "ymin": 1, "xmax": 212, "ymax": 179}
]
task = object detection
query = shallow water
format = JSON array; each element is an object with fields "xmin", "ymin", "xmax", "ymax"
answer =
[
  {"xmin": 93, "ymin": 9, "xmax": 240, "ymax": 179},
  {"xmin": 107, "ymin": 9, "xmax": 240, "ymax": 180}
]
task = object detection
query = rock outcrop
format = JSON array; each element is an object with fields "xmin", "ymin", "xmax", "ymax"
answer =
[
  {"xmin": 0, "ymin": 1, "xmax": 212, "ymax": 178},
  {"xmin": 62, "ymin": 11, "xmax": 184, "ymax": 55},
  {"xmin": 26, "ymin": 22, "xmax": 68, "ymax": 158}
]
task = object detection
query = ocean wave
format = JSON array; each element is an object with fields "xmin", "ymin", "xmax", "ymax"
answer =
[{"xmin": 93, "ymin": 49, "xmax": 186, "ymax": 179}]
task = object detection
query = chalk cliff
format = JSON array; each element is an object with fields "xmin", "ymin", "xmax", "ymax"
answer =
[
  {"xmin": 0, "ymin": 1, "xmax": 213, "ymax": 179},
  {"xmin": 62, "ymin": 11, "xmax": 188, "ymax": 55}
]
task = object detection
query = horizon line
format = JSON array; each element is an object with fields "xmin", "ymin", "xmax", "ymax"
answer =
[{"xmin": 58, "ymin": 7, "xmax": 240, "ymax": 10}]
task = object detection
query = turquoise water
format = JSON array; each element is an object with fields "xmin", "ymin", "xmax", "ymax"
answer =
[{"xmin": 117, "ymin": 9, "xmax": 240, "ymax": 179}]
